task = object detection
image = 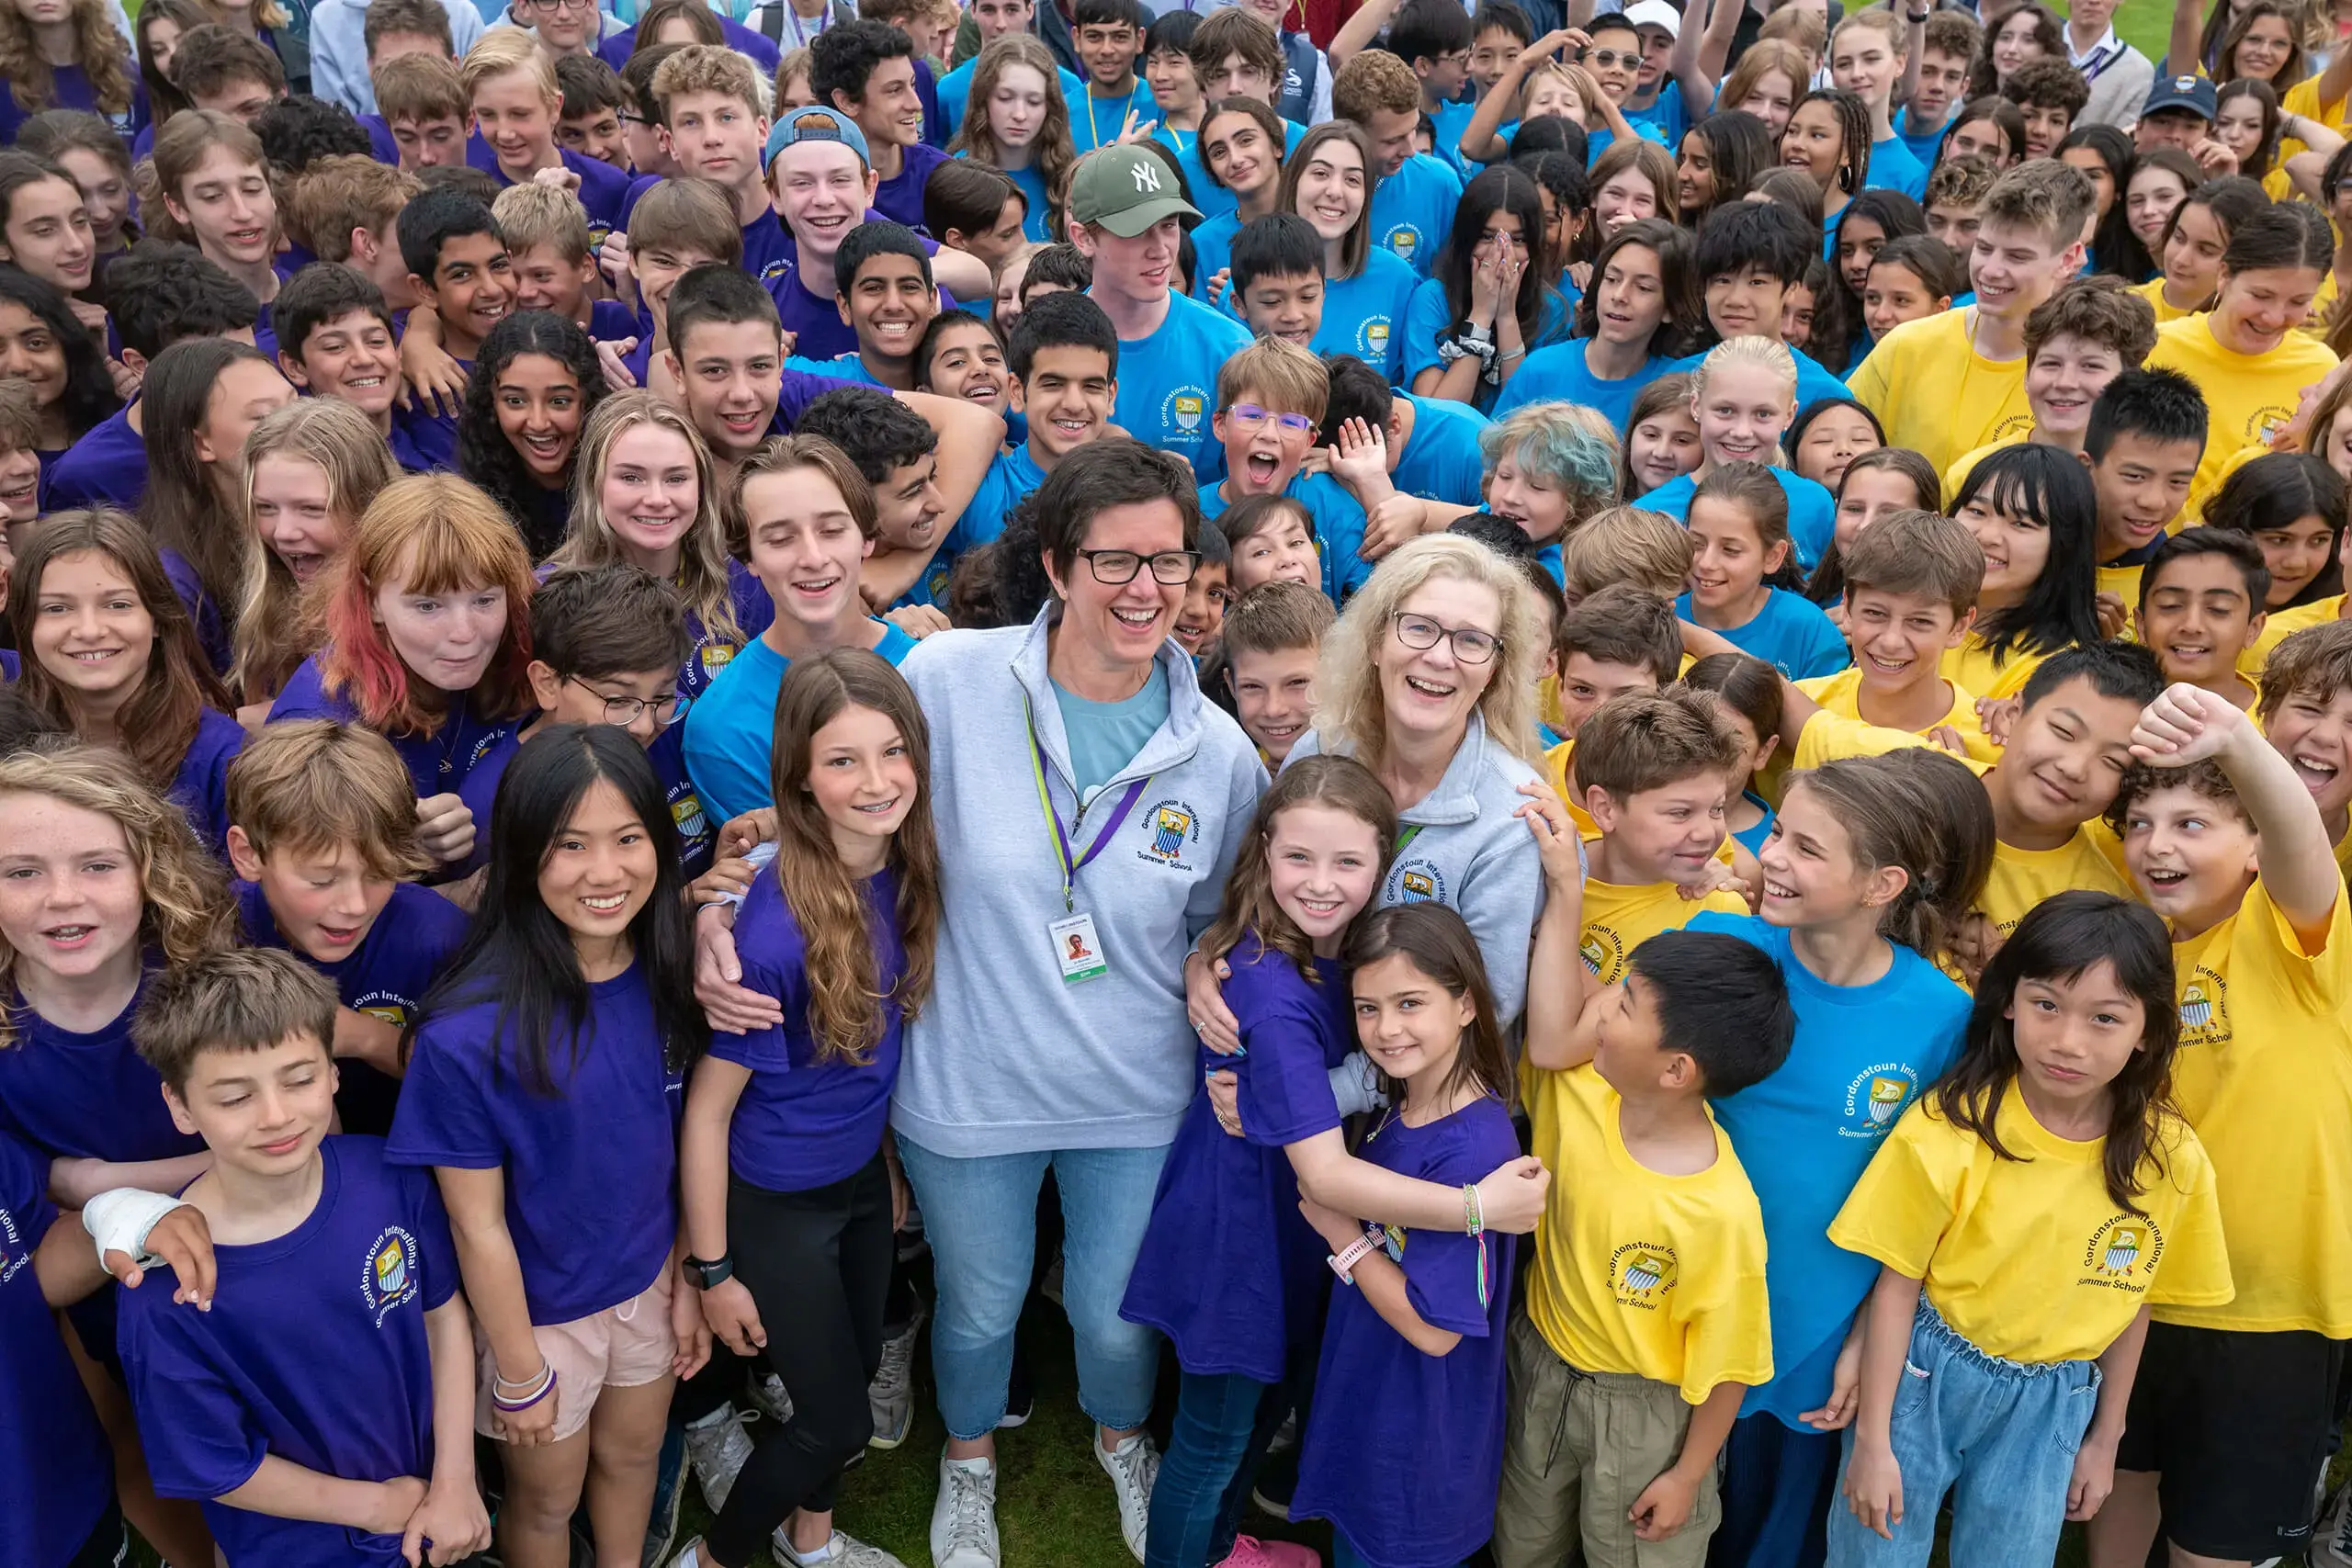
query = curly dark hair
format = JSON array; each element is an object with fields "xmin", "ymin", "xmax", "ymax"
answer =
[
  {"xmin": 458, "ymin": 310, "xmax": 606, "ymax": 559},
  {"xmin": 0, "ymin": 264, "xmax": 119, "ymax": 441},
  {"xmin": 809, "ymin": 17, "xmax": 911, "ymax": 109},
  {"xmin": 253, "ymin": 94, "xmax": 373, "ymax": 175}
]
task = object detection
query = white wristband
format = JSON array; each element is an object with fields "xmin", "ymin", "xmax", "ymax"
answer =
[
  {"xmin": 82, "ymin": 1188, "xmax": 194, "ymax": 1270},
  {"xmin": 703, "ymin": 839, "xmax": 778, "ymax": 912}
]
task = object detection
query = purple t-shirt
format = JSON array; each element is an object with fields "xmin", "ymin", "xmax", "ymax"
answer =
[
  {"xmin": 767, "ymin": 265, "xmax": 856, "ymax": 363},
  {"xmin": 708, "ymin": 864, "xmax": 903, "ymax": 1191},
  {"xmin": 359, "ymin": 112, "xmax": 401, "ymax": 165},
  {"xmin": 1120, "ymin": 937, "xmax": 1350, "ymax": 1382},
  {"xmin": 266, "ymin": 653, "xmax": 521, "ymax": 802},
  {"xmin": 386, "ymin": 961, "xmax": 677, "ymax": 1324},
  {"xmin": 170, "ymin": 707, "xmax": 247, "ymax": 855},
  {"xmin": 160, "ymin": 547, "xmax": 232, "ymax": 678},
  {"xmin": 597, "ymin": 13, "xmax": 781, "ymax": 74},
  {"xmin": 468, "ymin": 139, "xmax": 634, "ymax": 245},
  {"xmin": 0, "ymin": 973, "xmax": 196, "ymax": 1165},
  {"xmin": 0, "ymin": 1129, "xmax": 113, "ymax": 1566},
  {"xmin": 116, "ymin": 1136, "xmax": 456, "ymax": 1567},
  {"xmin": 872, "ymin": 141, "xmax": 951, "ymax": 233},
  {"xmin": 1293, "ymin": 1096, "xmax": 1519, "ymax": 1568},
  {"xmin": 236, "ymin": 877, "xmax": 469, "ymax": 1136},
  {"xmin": 456, "ymin": 721, "xmax": 714, "ymax": 880},
  {"xmin": 677, "ymin": 557, "xmax": 776, "ymax": 702},
  {"xmin": 40, "ymin": 403, "xmax": 146, "ymax": 513},
  {"xmin": 0, "ymin": 63, "xmax": 144, "ymax": 145},
  {"xmin": 763, "ymin": 206, "xmax": 944, "ymax": 278}
]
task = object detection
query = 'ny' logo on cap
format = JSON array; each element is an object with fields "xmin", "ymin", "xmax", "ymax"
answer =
[{"xmin": 1134, "ymin": 161, "xmax": 1162, "ymax": 193}]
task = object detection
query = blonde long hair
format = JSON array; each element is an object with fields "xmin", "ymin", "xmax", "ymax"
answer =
[
  {"xmin": 1313, "ymin": 534, "xmax": 1546, "ymax": 767},
  {"xmin": 0, "ymin": 746, "xmax": 235, "ymax": 1049},
  {"xmin": 554, "ymin": 391, "xmax": 743, "ymax": 653},
  {"xmin": 0, "ymin": 0, "xmax": 135, "ymax": 118},
  {"xmin": 235, "ymin": 399, "xmax": 401, "ymax": 704},
  {"xmin": 952, "ymin": 36, "xmax": 1074, "ymax": 232}
]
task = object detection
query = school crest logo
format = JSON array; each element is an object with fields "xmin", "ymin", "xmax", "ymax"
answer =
[
  {"xmin": 2083, "ymin": 1214, "xmax": 2165, "ymax": 1290},
  {"xmin": 360, "ymin": 1225, "xmax": 422, "ymax": 1327},
  {"xmin": 2247, "ymin": 405, "xmax": 2295, "ymax": 446},
  {"xmin": 1391, "ymin": 858, "xmax": 1446, "ymax": 905},
  {"xmin": 362, "ymin": 1005, "xmax": 407, "ymax": 1027},
  {"xmin": 672, "ymin": 791, "xmax": 709, "ymax": 844},
  {"xmin": 1364, "ymin": 320, "xmax": 1391, "ymax": 355},
  {"xmin": 1386, "ymin": 227, "xmax": 1418, "ymax": 262},
  {"xmin": 354, "ymin": 989, "xmax": 413, "ymax": 1029},
  {"xmin": 1579, "ymin": 933, "xmax": 1609, "ymax": 976},
  {"xmin": 699, "ymin": 641, "xmax": 736, "ymax": 678},
  {"xmin": 1992, "ymin": 410, "xmax": 2037, "ymax": 443},
  {"xmin": 1379, "ymin": 1222, "xmax": 1407, "ymax": 1263},
  {"xmin": 1840, "ymin": 1064, "xmax": 1917, "ymax": 1138},
  {"xmin": 1611, "ymin": 1242, "xmax": 1678, "ymax": 1308},
  {"xmin": 2176, "ymin": 964, "xmax": 2234, "ymax": 1050},
  {"xmin": 1161, "ymin": 389, "xmax": 1209, "ymax": 434},
  {"xmin": 1138, "ymin": 799, "xmax": 1201, "ymax": 868}
]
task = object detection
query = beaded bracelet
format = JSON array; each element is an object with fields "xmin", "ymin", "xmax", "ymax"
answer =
[{"xmin": 1463, "ymin": 1181, "xmax": 1485, "ymax": 1238}]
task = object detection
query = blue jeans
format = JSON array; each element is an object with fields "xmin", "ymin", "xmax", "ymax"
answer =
[
  {"xmin": 1710, "ymin": 1411, "xmax": 1838, "ymax": 1568},
  {"xmin": 1825, "ymin": 1300, "xmax": 2100, "ymax": 1568},
  {"xmin": 1146, "ymin": 1370, "xmax": 1268, "ymax": 1568},
  {"xmin": 1332, "ymin": 1540, "xmax": 1464, "ymax": 1568},
  {"xmin": 895, "ymin": 1136, "xmax": 1170, "ymax": 1441}
]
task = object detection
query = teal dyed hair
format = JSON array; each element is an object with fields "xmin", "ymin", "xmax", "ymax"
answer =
[{"xmin": 1477, "ymin": 402, "xmax": 1622, "ymax": 517}]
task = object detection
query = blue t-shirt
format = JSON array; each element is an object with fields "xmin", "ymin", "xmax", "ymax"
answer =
[
  {"xmin": 1315, "ymin": 249, "xmax": 1421, "ymax": 383},
  {"xmin": 1205, "ymin": 472, "xmax": 1368, "ymax": 604},
  {"xmin": 1105, "ymin": 290, "xmax": 1253, "ymax": 471},
  {"xmin": 682, "ymin": 622, "xmax": 920, "ymax": 823},
  {"xmin": 1189, "ymin": 211, "xmax": 1240, "ymax": 301},
  {"xmin": 169, "ymin": 707, "xmax": 246, "ymax": 855},
  {"xmin": 1669, "ymin": 345, "xmax": 1848, "ymax": 419},
  {"xmin": 1687, "ymin": 910, "xmax": 1970, "ymax": 1425},
  {"xmin": 676, "ymin": 558, "xmax": 778, "ymax": 704},
  {"xmin": 1399, "ymin": 275, "xmax": 1574, "ymax": 412},
  {"xmin": 1293, "ymin": 1095, "xmax": 1519, "ymax": 1568},
  {"xmin": 1163, "ymin": 126, "xmax": 1235, "ymax": 221},
  {"xmin": 1645, "ymin": 467, "xmax": 1837, "ymax": 575},
  {"xmin": 874, "ymin": 141, "xmax": 953, "ymax": 233},
  {"xmin": 388, "ymin": 962, "xmax": 677, "ymax": 1325},
  {"xmin": 1003, "ymin": 161, "xmax": 1055, "ymax": 242},
  {"xmin": 0, "ymin": 975, "xmax": 196, "ymax": 1165},
  {"xmin": 1054, "ymin": 661, "xmax": 1170, "ymax": 796},
  {"xmin": 1490, "ymin": 340, "xmax": 1677, "ymax": 432},
  {"xmin": 1893, "ymin": 104, "xmax": 1948, "ymax": 168},
  {"xmin": 1069, "ymin": 79, "xmax": 1159, "ymax": 154},
  {"xmin": 1370, "ymin": 152, "xmax": 1464, "ymax": 277},
  {"xmin": 708, "ymin": 864, "xmax": 906, "ymax": 1191},
  {"xmin": 266, "ymin": 654, "xmax": 520, "ymax": 802},
  {"xmin": 40, "ymin": 403, "xmax": 146, "ymax": 513},
  {"xmin": 1624, "ymin": 79, "xmax": 1690, "ymax": 146},
  {"xmin": 1731, "ymin": 790, "xmax": 1775, "ymax": 859},
  {"xmin": 1431, "ymin": 96, "xmax": 1482, "ymax": 179},
  {"xmin": 959, "ymin": 442, "xmax": 1049, "ymax": 561},
  {"xmin": 783, "ymin": 353, "xmax": 883, "ymax": 387},
  {"xmin": 0, "ymin": 1129, "xmax": 113, "ymax": 1567},
  {"xmin": 1120, "ymin": 938, "xmax": 1351, "ymax": 1382},
  {"xmin": 1582, "ymin": 118, "xmax": 1674, "ymax": 168},
  {"xmin": 1392, "ymin": 393, "xmax": 1490, "ymax": 508},
  {"xmin": 117, "ymin": 1137, "xmax": 455, "ymax": 1568},
  {"xmin": 1865, "ymin": 134, "xmax": 1929, "ymax": 203},
  {"xmin": 1674, "ymin": 587, "xmax": 1850, "ymax": 680},
  {"xmin": 937, "ymin": 57, "xmax": 1086, "ymax": 145}
]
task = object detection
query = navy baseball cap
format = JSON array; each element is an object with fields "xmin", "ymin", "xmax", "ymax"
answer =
[{"xmin": 2142, "ymin": 73, "xmax": 2217, "ymax": 122}]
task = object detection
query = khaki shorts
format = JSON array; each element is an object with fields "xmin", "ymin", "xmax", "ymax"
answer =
[
  {"xmin": 1492, "ymin": 1308, "xmax": 1721, "ymax": 1568},
  {"xmin": 474, "ymin": 1267, "xmax": 678, "ymax": 1443}
]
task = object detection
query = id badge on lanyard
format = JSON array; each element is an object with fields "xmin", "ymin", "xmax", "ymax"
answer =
[{"xmin": 1025, "ymin": 701, "xmax": 1150, "ymax": 984}]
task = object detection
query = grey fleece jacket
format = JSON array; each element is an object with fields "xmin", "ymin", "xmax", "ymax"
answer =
[
  {"xmin": 891, "ymin": 610, "xmax": 1269, "ymax": 1158},
  {"xmin": 1289, "ymin": 713, "xmax": 1547, "ymax": 1028}
]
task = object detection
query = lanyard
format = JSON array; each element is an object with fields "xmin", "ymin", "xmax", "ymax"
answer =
[
  {"xmin": 1395, "ymin": 824, "xmax": 1423, "ymax": 854},
  {"xmin": 1024, "ymin": 703, "xmax": 1151, "ymax": 912}
]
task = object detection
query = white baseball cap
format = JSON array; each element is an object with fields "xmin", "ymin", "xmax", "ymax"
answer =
[{"xmin": 1623, "ymin": 0, "xmax": 1681, "ymax": 38}]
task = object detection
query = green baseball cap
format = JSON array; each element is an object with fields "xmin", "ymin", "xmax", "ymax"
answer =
[{"xmin": 1068, "ymin": 146, "xmax": 1199, "ymax": 238}]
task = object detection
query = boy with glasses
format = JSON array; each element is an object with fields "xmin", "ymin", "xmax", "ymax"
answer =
[{"xmin": 1201, "ymin": 338, "xmax": 1369, "ymax": 603}]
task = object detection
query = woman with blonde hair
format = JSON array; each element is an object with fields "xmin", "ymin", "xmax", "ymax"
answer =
[
  {"xmin": 0, "ymin": 0, "xmax": 141, "ymax": 143},
  {"xmin": 266, "ymin": 472, "xmax": 537, "ymax": 873},
  {"xmin": 1722, "ymin": 37, "xmax": 1809, "ymax": 140},
  {"xmin": 951, "ymin": 35, "xmax": 1076, "ymax": 248},
  {"xmin": 235, "ymin": 397, "xmax": 401, "ymax": 705},
  {"xmin": 1188, "ymin": 531, "xmax": 1551, "ymax": 1045},
  {"xmin": 553, "ymin": 390, "xmax": 768, "ymax": 700}
]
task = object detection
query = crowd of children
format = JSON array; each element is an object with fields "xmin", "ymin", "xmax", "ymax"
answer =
[{"xmin": 4, "ymin": 0, "xmax": 2352, "ymax": 1565}]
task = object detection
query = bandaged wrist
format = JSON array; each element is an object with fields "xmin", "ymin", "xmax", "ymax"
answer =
[{"xmin": 83, "ymin": 1188, "xmax": 195, "ymax": 1270}]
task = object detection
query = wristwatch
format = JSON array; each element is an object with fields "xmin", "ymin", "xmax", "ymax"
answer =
[{"xmin": 683, "ymin": 1253, "xmax": 734, "ymax": 1290}]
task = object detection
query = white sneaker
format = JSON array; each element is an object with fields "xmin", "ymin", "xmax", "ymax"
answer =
[
  {"xmin": 663, "ymin": 1538, "xmax": 716, "ymax": 1567},
  {"xmin": 930, "ymin": 1452, "xmax": 1001, "ymax": 1568},
  {"xmin": 683, "ymin": 1404, "xmax": 754, "ymax": 1515},
  {"xmin": 2313, "ymin": 1483, "xmax": 2352, "ymax": 1568},
  {"xmin": 869, "ymin": 1303, "xmax": 924, "ymax": 1450},
  {"xmin": 772, "ymin": 1526, "xmax": 912, "ymax": 1568},
  {"xmin": 1096, "ymin": 1431, "xmax": 1159, "ymax": 1564}
]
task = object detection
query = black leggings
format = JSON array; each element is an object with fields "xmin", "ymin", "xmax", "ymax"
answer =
[{"xmin": 706, "ymin": 1150, "xmax": 896, "ymax": 1566}]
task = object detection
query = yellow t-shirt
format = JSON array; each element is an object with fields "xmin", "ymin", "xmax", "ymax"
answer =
[
  {"xmin": 1524, "ymin": 1062, "xmax": 1775, "ymax": 1403},
  {"xmin": 2129, "ymin": 276, "xmax": 2199, "ymax": 327},
  {"xmin": 2241, "ymin": 592, "xmax": 2346, "ymax": 674},
  {"xmin": 1544, "ymin": 739, "xmax": 1600, "ymax": 840},
  {"xmin": 2164, "ymin": 878, "xmax": 2352, "ymax": 1334},
  {"xmin": 1849, "ymin": 308, "xmax": 2035, "ymax": 484},
  {"xmin": 1578, "ymin": 878, "xmax": 1750, "ymax": 984},
  {"xmin": 1943, "ymin": 436, "xmax": 2024, "ymax": 504},
  {"xmin": 1797, "ymin": 667, "xmax": 1999, "ymax": 764},
  {"xmin": 2283, "ymin": 73, "xmax": 2349, "ymax": 136},
  {"xmin": 2144, "ymin": 314, "xmax": 2343, "ymax": 522},
  {"xmin": 2311, "ymin": 268, "xmax": 2343, "ymax": 338},
  {"xmin": 1976, "ymin": 823, "xmax": 2140, "ymax": 937},
  {"xmin": 2097, "ymin": 558, "xmax": 2150, "ymax": 615},
  {"xmin": 1829, "ymin": 1095, "xmax": 2233, "ymax": 1364},
  {"xmin": 1940, "ymin": 635, "xmax": 2059, "ymax": 704}
]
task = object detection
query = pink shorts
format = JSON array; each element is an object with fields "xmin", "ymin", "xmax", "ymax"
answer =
[{"xmin": 475, "ymin": 1267, "xmax": 677, "ymax": 1442}]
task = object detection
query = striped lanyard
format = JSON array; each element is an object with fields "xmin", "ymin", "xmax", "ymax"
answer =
[{"xmin": 1023, "ymin": 696, "xmax": 1151, "ymax": 913}]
